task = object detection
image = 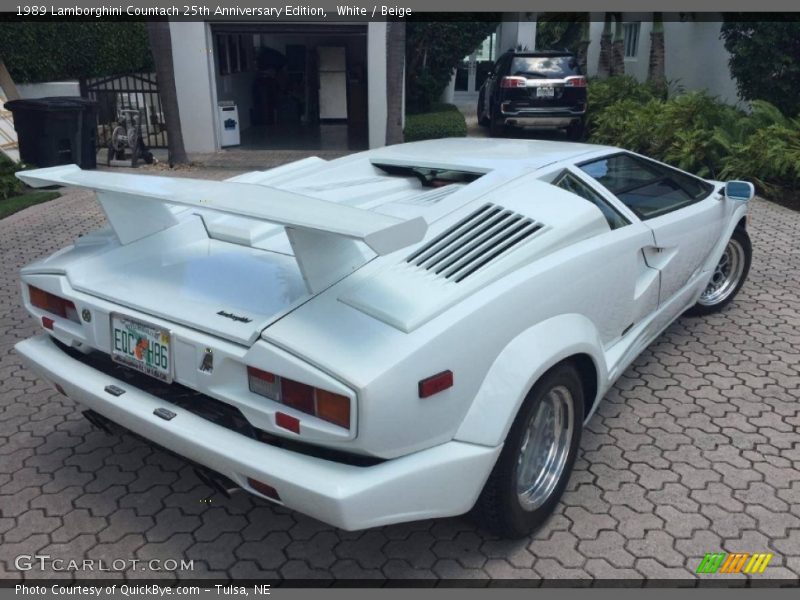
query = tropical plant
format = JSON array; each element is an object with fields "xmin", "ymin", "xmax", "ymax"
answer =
[
  {"xmin": 386, "ymin": 21, "xmax": 406, "ymax": 145},
  {"xmin": 406, "ymin": 19, "xmax": 500, "ymax": 113},
  {"xmin": 146, "ymin": 22, "xmax": 187, "ymax": 166},
  {"xmin": 720, "ymin": 20, "xmax": 800, "ymax": 117},
  {"xmin": 0, "ymin": 155, "xmax": 24, "ymax": 200},
  {"xmin": 0, "ymin": 23, "xmax": 152, "ymax": 83}
]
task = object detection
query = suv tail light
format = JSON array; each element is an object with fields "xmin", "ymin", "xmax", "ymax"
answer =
[
  {"xmin": 500, "ymin": 76, "xmax": 527, "ymax": 89},
  {"xmin": 29, "ymin": 286, "xmax": 79, "ymax": 323},
  {"xmin": 564, "ymin": 76, "xmax": 587, "ymax": 88},
  {"xmin": 247, "ymin": 367, "xmax": 351, "ymax": 430}
]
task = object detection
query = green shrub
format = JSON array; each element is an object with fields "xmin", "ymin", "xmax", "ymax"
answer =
[
  {"xmin": 0, "ymin": 155, "xmax": 24, "ymax": 200},
  {"xmin": 404, "ymin": 103, "xmax": 467, "ymax": 142},
  {"xmin": 586, "ymin": 79, "xmax": 800, "ymax": 206},
  {"xmin": 587, "ymin": 76, "xmax": 666, "ymax": 132}
]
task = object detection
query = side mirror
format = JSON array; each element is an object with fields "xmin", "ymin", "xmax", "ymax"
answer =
[{"xmin": 724, "ymin": 180, "xmax": 755, "ymax": 202}]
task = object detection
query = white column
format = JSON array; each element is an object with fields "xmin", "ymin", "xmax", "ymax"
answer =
[
  {"xmin": 367, "ymin": 22, "xmax": 388, "ymax": 149},
  {"xmin": 169, "ymin": 22, "xmax": 218, "ymax": 153}
]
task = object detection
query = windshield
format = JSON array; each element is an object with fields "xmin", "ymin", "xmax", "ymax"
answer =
[{"xmin": 510, "ymin": 56, "xmax": 580, "ymax": 78}]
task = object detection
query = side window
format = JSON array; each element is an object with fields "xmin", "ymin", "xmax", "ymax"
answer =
[
  {"xmin": 552, "ymin": 171, "xmax": 629, "ymax": 230},
  {"xmin": 579, "ymin": 153, "xmax": 714, "ymax": 220}
]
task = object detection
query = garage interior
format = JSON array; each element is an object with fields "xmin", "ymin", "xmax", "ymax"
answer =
[{"xmin": 211, "ymin": 24, "xmax": 369, "ymax": 151}]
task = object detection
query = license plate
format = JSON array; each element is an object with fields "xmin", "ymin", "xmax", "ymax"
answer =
[
  {"xmin": 110, "ymin": 315, "xmax": 172, "ymax": 383},
  {"xmin": 536, "ymin": 86, "xmax": 555, "ymax": 98}
]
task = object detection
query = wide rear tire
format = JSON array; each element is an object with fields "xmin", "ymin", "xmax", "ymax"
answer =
[{"xmin": 473, "ymin": 362, "xmax": 584, "ymax": 538}]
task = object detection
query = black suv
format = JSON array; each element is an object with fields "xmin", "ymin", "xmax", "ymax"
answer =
[{"xmin": 478, "ymin": 51, "xmax": 587, "ymax": 140}]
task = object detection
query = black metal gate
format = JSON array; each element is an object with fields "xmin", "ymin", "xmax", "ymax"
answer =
[{"xmin": 84, "ymin": 73, "xmax": 167, "ymax": 149}]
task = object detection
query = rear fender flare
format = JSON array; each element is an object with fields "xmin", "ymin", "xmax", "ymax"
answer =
[{"xmin": 454, "ymin": 313, "xmax": 608, "ymax": 448}]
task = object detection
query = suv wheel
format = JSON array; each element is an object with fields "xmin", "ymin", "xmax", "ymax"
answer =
[
  {"xmin": 489, "ymin": 109, "xmax": 506, "ymax": 137},
  {"xmin": 478, "ymin": 91, "xmax": 490, "ymax": 127},
  {"xmin": 566, "ymin": 118, "xmax": 585, "ymax": 141},
  {"xmin": 473, "ymin": 362, "xmax": 584, "ymax": 538}
]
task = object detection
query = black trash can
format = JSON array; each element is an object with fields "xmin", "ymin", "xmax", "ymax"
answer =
[{"xmin": 4, "ymin": 97, "xmax": 97, "ymax": 169}]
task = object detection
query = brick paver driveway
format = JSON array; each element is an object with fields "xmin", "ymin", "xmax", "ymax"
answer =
[{"xmin": 1, "ymin": 168, "xmax": 799, "ymax": 584}]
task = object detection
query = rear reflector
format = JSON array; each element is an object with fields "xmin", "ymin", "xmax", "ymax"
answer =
[
  {"xmin": 29, "ymin": 286, "xmax": 80, "ymax": 323},
  {"xmin": 419, "ymin": 370, "xmax": 454, "ymax": 398},
  {"xmin": 500, "ymin": 76, "xmax": 527, "ymax": 89},
  {"xmin": 247, "ymin": 477, "xmax": 281, "ymax": 501},
  {"xmin": 275, "ymin": 411, "xmax": 300, "ymax": 433},
  {"xmin": 42, "ymin": 316, "xmax": 54, "ymax": 330}
]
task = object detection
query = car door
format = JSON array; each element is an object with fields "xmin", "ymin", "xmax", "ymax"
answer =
[
  {"xmin": 578, "ymin": 152, "xmax": 725, "ymax": 307},
  {"xmin": 552, "ymin": 168, "xmax": 661, "ymax": 343}
]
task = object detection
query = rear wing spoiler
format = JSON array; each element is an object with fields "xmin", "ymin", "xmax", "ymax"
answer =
[{"xmin": 18, "ymin": 164, "xmax": 428, "ymax": 293}]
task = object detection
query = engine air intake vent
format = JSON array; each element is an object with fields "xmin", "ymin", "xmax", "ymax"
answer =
[{"xmin": 406, "ymin": 203, "xmax": 543, "ymax": 283}]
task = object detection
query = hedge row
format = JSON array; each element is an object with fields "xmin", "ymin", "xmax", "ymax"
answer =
[
  {"xmin": 404, "ymin": 103, "xmax": 467, "ymax": 142},
  {"xmin": 586, "ymin": 76, "xmax": 800, "ymax": 208}
]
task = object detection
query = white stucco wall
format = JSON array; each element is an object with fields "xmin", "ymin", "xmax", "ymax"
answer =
[
  {"xmin": 585, "ymin": 19, "xmax": 740, "ymax": 106},
  {"xmin": 169, "ymin": 21, "xmax": 218, "ymax": 153},
  {"xmin": 367, "ymin": 22, "xmax": 387, "ymax": 149}
]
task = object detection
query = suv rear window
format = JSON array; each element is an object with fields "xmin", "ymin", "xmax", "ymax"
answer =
[{"xmin": 510, "ymin": 56, "xmax": 580, "ymax": 78}]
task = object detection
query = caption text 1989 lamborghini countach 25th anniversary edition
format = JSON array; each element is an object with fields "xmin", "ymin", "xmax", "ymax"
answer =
[{"xmin": 14, "ymin": 139, "xmax": 753, "ymax": 537}]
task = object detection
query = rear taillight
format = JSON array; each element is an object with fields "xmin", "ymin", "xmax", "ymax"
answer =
[
  {"xmin": 564, "ymin": 76, "xmax": 587, "ymax": 88},
  {"xmin": 29, "ymin": 286, "xmax": 79, "ymax": 323},
  {"xmin": 500, "ymin": 76, "xmax": 527, "ymax": 89},
  {"xmin": 247, "ymin": 366, "xmax": 351, "ymax": 430}
]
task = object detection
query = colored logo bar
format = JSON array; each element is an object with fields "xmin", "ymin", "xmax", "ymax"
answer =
[{"xmin": 696, "ymin": 553, "xmax": 773, "ymax": 574}]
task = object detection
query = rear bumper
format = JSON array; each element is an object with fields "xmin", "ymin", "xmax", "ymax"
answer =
[
  {"xmin": 15, "ymin": 334, "xmax": 501, "ymax": 531},
  {"xmin": 500, "ymin": 106, "xmax": 585, "ymax": 128}
]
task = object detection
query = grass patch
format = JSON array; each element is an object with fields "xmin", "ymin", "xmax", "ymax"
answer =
[
  {"xmin": 404, "ymin": 103, "xmax": 467, "ymax": 142},
  {"xmin": 0, "ymin": 190, "xmax": 61, "ymax": 220}
]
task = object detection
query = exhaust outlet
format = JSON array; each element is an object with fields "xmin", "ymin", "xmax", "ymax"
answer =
[
  {"xmin": 82, "ymin": 410, "xmax": 114, "ymax": 434},
  {"xmin": 193, "ymin": 466, "xmax": 240, "ymax": 498}
]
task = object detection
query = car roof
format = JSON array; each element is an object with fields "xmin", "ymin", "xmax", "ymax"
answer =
[
  {"xmin": 365, "ymin": 138, "xmax": 617, "ymax": 173},
  {"xmin": 505, "ymin": 50, "xmax": 574, "ymax": 57}
]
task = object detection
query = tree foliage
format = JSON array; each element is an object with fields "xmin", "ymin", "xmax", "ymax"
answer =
[
  {"xmin": 406, "ymin": 19, "xmax": 499, "ymax": 113},
  {"xmin": 535, "ymin": 13, "xmax": 587, "ymax": 53},
  {"xmin": 587, "ymin": 76, "xmax": 800, "ymax": 207},
  {"xmin": 0, "ymin": 22, "xmax": 153, "ymax": 83},
  {"xmin": 720, "ymin": 19, "xmax": 800, "ymax": 117}
]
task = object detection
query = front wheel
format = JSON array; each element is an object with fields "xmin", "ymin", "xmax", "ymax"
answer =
[
  {"xmin": 686, "ymin": 228, "xmax": 752, "ymax": 316},
  {"xmin": 473, "ymin": 362, "xmax": 584, "ymax": 538},
  {"xmin": 566, "ymin": 118, "xmax": 585, "ymax": 141}
]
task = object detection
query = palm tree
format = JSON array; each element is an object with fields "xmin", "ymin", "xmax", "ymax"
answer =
[
  {"xmin": 575, "ymin": 17, "xmax": 590, "ymax": 75},
  {"xmin": 385, "ymin": 21, "xmax": 405, "ymax": 145},
  {"xmin": 146, "ymin": 22, "xmax": 188, "ymax": 165},
  {"xmin": 647, "ymin": 13, "xmax": 666, "ymax": 90},
  {"xmin": 611, "ymin": 13, "xmax": 625, "ymax": 76},
  {"xmin": 597, "ymin": 13, "xmax": 612, "ymax": 78}
]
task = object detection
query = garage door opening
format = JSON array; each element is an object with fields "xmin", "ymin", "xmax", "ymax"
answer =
[{"xmin": 211, "ymin": 24, "xmax": 369, "ymax": 151}]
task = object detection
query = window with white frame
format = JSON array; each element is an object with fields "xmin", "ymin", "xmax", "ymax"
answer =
[{"xmin": 623, "ymin": 23, "xmax": 641, "ymax": 58}]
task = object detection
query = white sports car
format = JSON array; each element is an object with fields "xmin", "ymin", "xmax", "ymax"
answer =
[{"xmin": 14, "ymin": 138, "xmax": 753, "ymax": 537}]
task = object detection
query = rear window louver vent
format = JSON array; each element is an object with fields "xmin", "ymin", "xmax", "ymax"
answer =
[{"xmin": 406, "ymin": 203, "xmax": 544, "ymax": 283}]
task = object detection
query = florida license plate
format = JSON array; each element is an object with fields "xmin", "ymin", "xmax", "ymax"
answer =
[
  {"xmin": 536, "ymin": 86, "xmax": 555, "ymax": 98},
  {"xmin": 110, "ymin": 314, "xmax": 172, "ymax": 383}
]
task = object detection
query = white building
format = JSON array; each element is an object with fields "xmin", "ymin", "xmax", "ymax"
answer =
[
  {"xmin": 168, "ymin": 21, "xmax": 390, "ymax": 153},
  {"xmin": 584, "ymin": 18, "xmax": 739, "ymax": 106},
  {"xmin": 456, "ymin": 16, "xmax": 740, "ymax": 107}
]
